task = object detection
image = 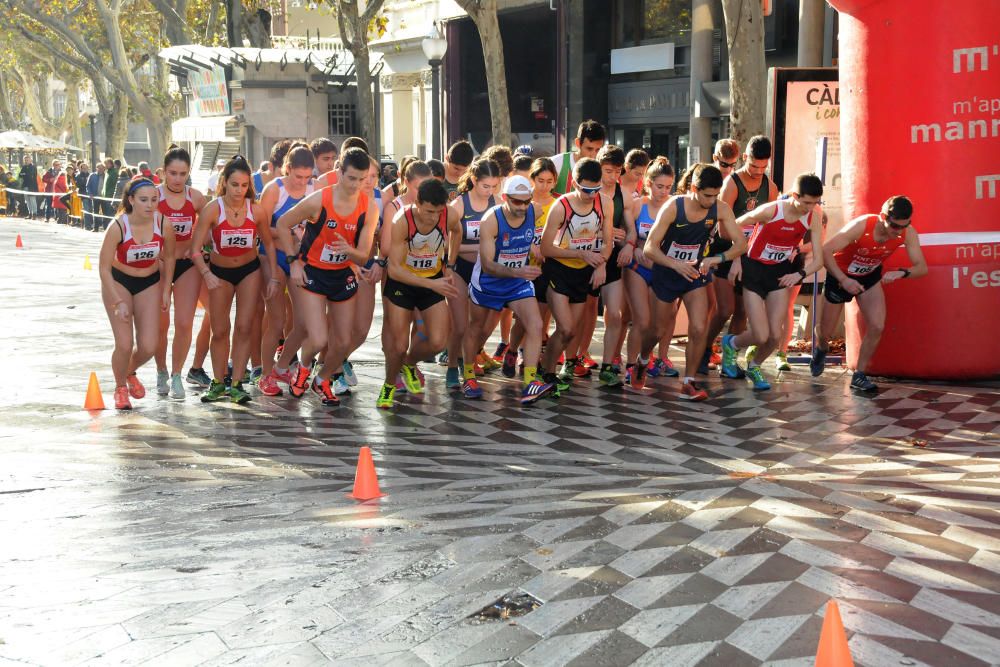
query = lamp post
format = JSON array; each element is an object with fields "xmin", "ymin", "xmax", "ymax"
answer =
[
  {"xmin": 421, "ymin": 22, "xmax": 448, "ymax": 160},
  {"xmin": 81, "ymin": 101, "xmax": 99, "ymax": 168}
]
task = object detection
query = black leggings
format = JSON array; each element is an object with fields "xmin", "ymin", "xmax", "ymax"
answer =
[
  {"xmin": 112, "ymin": 268, "xmax": 160, "ymax": 296},
  {"xmin": 210, "ymin": 257, "xmax": 260, "ymax": 286}
]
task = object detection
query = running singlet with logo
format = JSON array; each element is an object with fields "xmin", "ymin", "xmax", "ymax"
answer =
[
  {"xmin": 529, "ymin": 200, "xmax": 553, "ymax": 267},
  {"xmin": 157, "ymin": 185, "xmax": 197, "ymax": 242},
  {"xmin": 211, "ymin": 199, "xmax": 257, "ymax": 257},
  {"xmin": 402, "ymin": 205, "xmax": 448, "ymax": 278},
  {"xmin": 746, "ymin": 200, "xmax": 813, "ymax": 265},
  {"xmin": 595, "ymin": 183, "xmax": 626, "ymax": 251},
  {"xmin": 299, "ymin": 188, "xmax": 368, "ymax": 270},
  {"xmin": 834, "ymin": 214, "xmax": 907, "ymax": 277},
  {"xmin": 116, "ymin": 213, "xmax": 164, "ymax": 268},
  {"xmin": 460, "ymin": 192, "xmax": 496, "ymax": 245},
  {"xmin": 659, "ymin": 198, "xmax": 718, "ymax": 266},
  {"xmin": 471, "ymin": 204, "xmax": 536, "ymax": 294},
  {"xmin": 554, "ymin": 194, "xmax": 604, "ymax": 269},
  {"xmin": 635, "ymin": 202, "xmax": 656, "ymax": 242},
  {"xmin": 271, "ymin": 177, "xmax": 315, "ymax": 228},
  {"xmin": 711, "ymin": 172, "xmax": 771, "ymax": 255}
]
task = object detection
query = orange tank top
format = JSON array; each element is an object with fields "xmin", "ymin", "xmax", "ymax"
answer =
[{"xmin": 299, "ymin": 187, "xmax": 368, "ymax": 270}]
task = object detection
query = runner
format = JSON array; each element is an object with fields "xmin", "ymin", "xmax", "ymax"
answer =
[
  {"xmin": 274, "ymin": 147, "xmax": 379, "ymax": 406},
  {"xmin": 631, "ymin": 164, "xmax": 743, "ymax": 400},
  {"xmin": 707, "ymin": 136, "xmax": 778, "ymax": 376},
  {"xmin": 538, "ymin": 157, "xmax": 613, "ymax": 393},
  {"xmin": 378, "ymin": 178, "xmax": 462, "ymax": 409},
  {"xmin": 620, "ymin": 149, "xmax": 651, "ymax": 200},
  {"xmin": 712, "ymin": 138, "xmax": 740, "ymax": 180},
  {"xmin": 442, "ymin": 140, "xmax": 475, "ymax": 201},
  {"xmin": 256, "ymin": 144, "xmax": 315, "ymax": 396},
  {"xmin": 190, "ymin": 156, "xmax": 277, "ymax": 404},
  {"xmin": 315, "ymin": 137, "xmax": 370, "ymax": 189},
  {"xmin": 98, "ymin": 176, "xmax": 176, "ymax": 410},
  {"xmin": 551, "ymin": 120, "xmax": 606, "ymax": 195},
  {"xmin": 620, "ymin": 157, "xmax": 674, "ymax": 385},
  {"xmin": 813, "ymin": 195, "xmax": 927, "ymax": 392},
  {"xmin": 482, "ymin": 145, "xmax": 514, "ymax": 180},
  {"xmin": 310, "ymin": 137, "xmax": 338, "ymax": 178},
  {"xmin": 721, "ymin": 173, "xmax": 825, "ymax": 390},
  {"xmin": 462, "ymin": 175, "xmax": 555, "ymax": 403},
  {"xmin": 444, "ymin": 158, "xmax": 501, "ymax": 387},
  {"xmin": 153, "ymin": 147, "xmax": 207, "ymax": 399}
]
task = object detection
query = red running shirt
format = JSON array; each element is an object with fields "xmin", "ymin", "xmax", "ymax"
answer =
[
  {"xmin": 834, "ymin": 214, "xmax": 907, "ymax": 277},
  {"xmin": 115, "ymin": 214, "xmax": 164, "ymax": 268},
  {"xmin": 747, "ymin": 200, "xmax": 814, "ymax": 265},
  {"xmin": 211, "ymin": 199, "xmax": 257, "ymax": 257},
  {"xmin": 299, "ymin": 188, "xmax": 368, "ymax": 270},
  {"xmin": 157, "ymin": 185, "xmax": 197, "ymax": 242}
]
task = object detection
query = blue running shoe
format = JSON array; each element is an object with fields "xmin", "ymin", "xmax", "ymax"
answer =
[
  {"xmin": 746, "ymin": 365, "xmax": 771, "ymax": 391},
  {"xmin": 720, "ymin": 335, "xmax": 744, "ymax": 379},
  {"xmin": 342, "ymin": 360, "xmax": 359, "ymax": 386},
  {"xmin": 810, "ymin": 347, "xmax": 827, "ymax": 377},
  {"xmin": 462, "ymin": 378, "xmax": 483, "ymax": 399},
  {"xmin": 446, "ymin": 367, "xmax": 461, "ymax": 389}
]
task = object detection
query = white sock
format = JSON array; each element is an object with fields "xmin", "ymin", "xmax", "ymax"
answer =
[{"xmin": 683, "ymin": 376, "xmax": 694, "ymax": 384}]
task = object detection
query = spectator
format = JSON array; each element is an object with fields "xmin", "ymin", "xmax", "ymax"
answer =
[
  {"xmin": 103, "ymin": 158, "xmax": 118, "ymax": 218},
  {"xmin": 18, "ymin": 155, "xmax": 39, "ymax": 219},
  {"xmin": 86, "ymin": 163, "xmax": 105, "ymax": 230},
  {"xmin": 52, "ymin": 161, "xmax": 69, "ymax": 225},
  {"xmin": 0, "ymin": 165, "xmax": 10, "ymax": 215},
  {"xmin": 114, "ymin": 164, "xmax": 130, "ymax": 202},
  {"xmin": 138, "ymin": 161, "xmax": 159, "ymax": 184},
  {"xmin": 206, "ymin": 158, "xmax": 226, "ymax": 195},
  {"xmin": 42, "ymin": 160, "xmax": 57, "ymax": 222}
]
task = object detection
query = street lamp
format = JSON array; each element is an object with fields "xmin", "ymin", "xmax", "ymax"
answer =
[
  {"xmin": 81, "ymin": 100, "xmax": 99, "ymax": 168},
  {"xmin": 421, "ymin": 21, "xmax": 448, "ymax": 160}
]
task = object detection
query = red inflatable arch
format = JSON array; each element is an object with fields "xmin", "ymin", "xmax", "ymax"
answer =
[{"xmin": 828, "ymin": 0, "xmax": 1000, "ymax": 380}]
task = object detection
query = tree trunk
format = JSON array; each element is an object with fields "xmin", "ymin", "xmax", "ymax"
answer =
[
  {"xmin": 721, "ymin": 0, "xmax": 767, "ymax": 145},
  {"xmin": 455, "ymin": 0, "xmax": 515, "ymax": 148},
  {"xmin": 11, "ymin": 65, "xmax": 60, "ymax": 138},
  {"xmin": 336, "ymin": 1, "xmax": 386, "ymax": 153},
  {"xmin": 0, "ymin": 70, "xmax": 16, "ymax": 128},
  {"xmin": 105, "ymin": 89, "xmax": 129, "ymax": 160},
  {"xmin": 243, "ymin": 9, "xmax": 272, "ymax": 48},
  {"xmin": 63, "ymin": 80, "xmax": 84, "ymax": 151},
  {"xmin": 226, "ymin": 0, "xmax": 243, "ymax": 47}
]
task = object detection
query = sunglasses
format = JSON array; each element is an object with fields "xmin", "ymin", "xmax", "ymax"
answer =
[
  {"xmin": 507, "ymin": 197, "xmax": 532, "ymax": 206},
  {"xmin": 717, "ymin": 160, "xmax": 737, "ymax": 169},
  {"xmin": 577, "ymin": 184, "xmax": 602, "ymax": 194},
  {"xmin": 886, "ymin": 218, "xmax": 910, "ymax": 230}
]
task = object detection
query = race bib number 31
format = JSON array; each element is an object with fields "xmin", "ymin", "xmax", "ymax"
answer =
[
  {"xmin": 220, "ymin": 228, "xmax": 254, "ymax": 250},
  {"xmin": 170, "ymin": 218, "xmax": 193, "ymax": 237},
  {"xmin": 126, "ymin": 242, "xmax": 160, "ymax": 264}
]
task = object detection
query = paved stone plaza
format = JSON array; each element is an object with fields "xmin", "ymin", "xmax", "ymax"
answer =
[{"xmin": 1, "ymin": 219, "xmax": 999, "ymax": 666}]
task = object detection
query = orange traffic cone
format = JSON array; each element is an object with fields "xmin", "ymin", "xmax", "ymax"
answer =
[
  {"xmin": 349, "ymin": 446, "xmax": 385, "ymax": 501},
  {"xmin": 815, "ymin": 600, "xmax": 854, "ymax": 667},
  {"xmin": 84, "ymin": 372, "xmax": 106, "ymax": 411},
  {"xmin": 15, "ymin": 233, "xmax": 23, "ymax": 248}
]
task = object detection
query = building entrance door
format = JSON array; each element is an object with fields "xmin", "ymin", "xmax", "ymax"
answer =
[{"xmin": 614, "ymin": 125, "xmax": 690, "ymax": 171}]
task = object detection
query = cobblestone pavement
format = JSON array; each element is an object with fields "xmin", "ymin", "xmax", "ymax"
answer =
[{"xmin": 2, "ymin": 218, "xmax": 999, "ymax": 667}]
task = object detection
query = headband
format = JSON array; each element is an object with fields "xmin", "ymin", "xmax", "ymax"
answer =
[{"xmin": 127, "ymin": 178, "xmax": 155, "ymax": 195}]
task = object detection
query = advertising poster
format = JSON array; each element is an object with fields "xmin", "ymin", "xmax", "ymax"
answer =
[{"xmin": 191, "ymin": 66, "xmax": 230, "ymax": 117}]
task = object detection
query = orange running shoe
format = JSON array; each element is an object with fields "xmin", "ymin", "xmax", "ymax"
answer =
[
  {"xmin": 289, "ymin": 365, "xmax": 310, "ymax": 398},
  {"xmin": 679, "ymin": 380, "xmax": 709, "ymax": 401},
  {"xmin": 125, "ymin": 373, "xmax": 145, "ymax": 399},
  {"xmin": 114, "ymin": 386, "xmax": 132, "ymax": 410}
]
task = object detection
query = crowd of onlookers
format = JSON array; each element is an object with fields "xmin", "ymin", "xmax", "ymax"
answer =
[{"xmin": 0, "ymin": 154, "xmax": 162, "ymax": 231}]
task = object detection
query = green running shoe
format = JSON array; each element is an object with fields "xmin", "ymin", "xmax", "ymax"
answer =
[
  {"xmin": 599, "ymin": 367, "xmax": 623, "ymax": 388},
  {"xmin": 744, "ymin": 345, "xmax": 758, "ymax": 367},
  {"xmin": 229, "ymin": 381, "xmax": 252, "ymax": 404},
  {"xmin": 775, "ymin": 351, "xmax": 791, "ymax": 372},
  {"xmin": 746, "ymin": 365, "xmax": 771, "ymax": 391},
  {"xmin": 376, "ymin": 383, "xmax": 396, "ymax": 409},
  {"xmin": 200, "ymin": 379, "xmax": 228, "ymax": 403},
  {"xmin": 400, "ymin": 364, "xmax": 424, "ymax": 394}
]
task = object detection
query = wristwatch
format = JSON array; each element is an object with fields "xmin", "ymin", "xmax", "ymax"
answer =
[
  {"xmin": 900, "ymin": 268, "xmax": 911, "ymax": 278},
  {"xmin": 446, "ymin": 263, "xmax": 458, "ymax": 271},
  {"xmin": 716, "ymin": 252, "xmax": 727, "ymax": 261},
  {"xmin": 797, "ymin": 269, "xmax": 807, "ymax": 280},
  {"xmin": 374, "ymin": 258, "xmax": 388, "ymax": 268}
]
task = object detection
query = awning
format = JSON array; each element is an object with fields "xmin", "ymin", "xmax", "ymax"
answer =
[
  {"xmin": 0, "ymin": 130, "xmax": 82, "ymax": 151},
  {"xmin": 171, "ymin": 115, "xmax": 241, "ymax": 143}
]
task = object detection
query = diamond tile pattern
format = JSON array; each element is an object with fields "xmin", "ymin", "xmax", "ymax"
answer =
[{"xmin": 2, "ymin": 221, "xmax": 1000, "ymax": 666}]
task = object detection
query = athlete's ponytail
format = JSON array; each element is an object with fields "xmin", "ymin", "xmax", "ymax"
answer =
[{"xmin": 457, "ymin": 158, "xmax": 501, "ymax": 194}]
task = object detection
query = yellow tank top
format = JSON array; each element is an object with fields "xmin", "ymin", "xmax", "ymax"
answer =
[
  {"xmin": 530, "ymin": 199, "xmax": 553, "ymax": 267},
  {"xmin": 402, "ymin": 205, "xmax": 447, "ymax": 278},
  {"xmin": 555, "ymin": 194, "xmax": 604, "ymax": 269}
]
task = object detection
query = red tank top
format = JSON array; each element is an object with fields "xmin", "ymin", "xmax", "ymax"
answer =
[
  {"xmin": 211, "ymin": 199, "xmax": 257, "ymax": 257},
  {"xmin": 834, "ymin": 214, "xmax": 907, "ymax": 277},
  {"xmin": 157, "ymin": 185, "xmax": 197, "ymax": 242},
  {"xmin": 747, "ymin": 200, "xmax": 814, "ymax": 265},
  {"xmin": 300, "ymin": 188, "xmax": 368, "ymax": 270},
  {"xmin": 115, "ymin": 214, "xmax": 164, "ymax": 268}
]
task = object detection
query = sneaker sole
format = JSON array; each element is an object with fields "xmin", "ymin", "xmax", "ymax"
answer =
[{"xmin": 677, "ymin": 392, "xmax": 707, "ymax": 401}]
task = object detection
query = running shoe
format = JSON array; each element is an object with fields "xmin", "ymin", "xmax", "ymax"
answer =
[
  {"xmin": 186, "ymin": 367, "xmax": 211, "ymax": 387},
  {"xmin": 720, "ymin": 335, "xmax": 742, "ymax": 379},
  {"xmin": 445, "ymin": 367, "xmax": 462, "ymax": 389},
  {"xmin": 679, "ymin": 380, "xmax": 709, "ymax": 401},
  {"xmin": 311, "ymin": 377, "xmax": 340, "ymax": 406},
  {"xmin": 582, "ymin": 354, "xmax": 598, "ymax": 369},
  {"xmin": 850, "ymin": 371, "xmax": 878, "ymax": 393},
  {"xmin": 289, "ymin": 365, "xmax": 311, "ymax": 398},
  {"xmin": 400, "ymin": 365, "xmax": 425, "ymax": 394},
  {"xmin": 438, "ymin": 350, "xmax": 449, "ymax": 366},
  {"xmin": 229, "ymin": 381, "xmax": 252, "ymax": 404},
  {"xmin": 395, "ymin": 373, "xmax": 407, "ymax": 393},
  {"xmin": 156, "ymin": 369, "xmax": 169, "ymax": 396},
  {"xmin": 655, "ymin": 358, "xmax": 680, "ymax": 378},
  {"xmin": 646, "ymin": 356, "xmax": 662, "ymax": 378},
  {"xmin": 746, "ymin": 366, "xmax": 771, "ymax": 391},
  {"xmin": 474, "ymin": 362, "xmax": 485, "ymax": 377},
  {"xmin": 169, "ymin": 373, "xmax": 185, "ymax": 400},
  {"xmin": 343, "ymin": 360, "xmax": 359, "ymax": 386},
  {"xmin": 599, "ymin": 367, "xmax": 623, "ymax": 388},
  {"xmin": 333, "ymin": 375, "xmax": 351, "ymax": 396},
  {"xmin": 492, "ymin": 341, "xmax": 508, "ymax": 362},
  {"xmin": 630, "ymin": 362, "xmax": 647, "ymax": 390},
  {"xmin": 521, "ymin": 379, "xmax": 554, "ymax": 404},
  {"xmin": 126, "ymin": 373, "xmax": 146, "ymax": 399},
  {"xmin": 559, "ymin": 359, "xmax": 578, "ymax": 382},
  {"xmin": 557, "ymin": 352, "xmax": 565, "ymax": 365},
  {"xmin": 413, "ymin": 364, "xmax": 426, "ymax": 389},
  {"xmin": 273, "ymin": 366, "xmax": 293, "ymax": 386},
  {"xmin": 462, "ymin": 378, "xmax": 483, "ymax": 399},
  {"xmin": 114, "ymin": 386, "xmax": 132, "ymax": 410},
  {"xmin": 611, "ymin": 355, "xmax": 623, "ymax": 374},
  {"xmin": 810, "ymin": 347, "xmax": 827, "ymax": 377},
  {"xmin": 710, "ymin": 352, "xmax": 722, "ymax": 366},
  {"xmin": 200, "ymin": 379, "xmax": 228, "ymax": 402},
  {"xmin": 479, "ymin": 352, "xmax": 501, "ymax": 372},
  {"xmin": 775, "ymin": 351, "xmax": 791, "ymax": 372},
  {"xmin": 249, "ymin": 366, "xmax": 263, "ymax": 383},
  {"xmin": 376, "ymin": 383, "xmax": 395, "ymax": 409},
  {"xmin": 744, "ymin": 345, "xmax": 758, "ymax": 367},
  {"xmin": 258, "ymin": 370, "xmax": 283, "ymax": 396},
  {"xmin": 501, "ymin": 350, "xmax": 518, "ymax": 378},
  {"xmin": 573, "ymin": 360, "xmax": 592, "ymax": 378}
]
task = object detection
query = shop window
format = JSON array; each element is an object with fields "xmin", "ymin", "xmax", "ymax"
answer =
[
  {"xmin": 328, "ymin": 103, "xmax": 356, "ymax": 136},
  {"xmin": 615, "ymin": 0, "xmax": 691, "ymax": 48}
]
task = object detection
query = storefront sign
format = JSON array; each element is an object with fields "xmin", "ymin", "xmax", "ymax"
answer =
[
  {"xmin": 191, "ymin": 66, "xmax": 230, "ymax": 117},
  {"xmin": 608, "ymin": 78, "xmax": 690, "ymax": 124}
]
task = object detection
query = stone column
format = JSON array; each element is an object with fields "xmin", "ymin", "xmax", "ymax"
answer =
[
  {"xmin": 797, "ymin": 0, "xmax": 826, "ymax": 67},
  {"xmin": 689, "ymin": 0, "xmax": 714, "ymax": 162}
]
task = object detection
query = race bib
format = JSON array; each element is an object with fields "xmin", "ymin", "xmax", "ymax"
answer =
[
  {"xmin": 464, "ymin": 218, "xmax": 481, "ymax": 241},
  {"xmin": 498, "ymin": 251, "xmax": 528, "ymax": 270},
  {"xmin": 320, "ymin": 243, "xmax": 348, "ymax": 265},
  {"xmin": 742, "ymin": 224, "xmax": 755, "ymax": 239},
  {"xmin": 666, "ymin": 242, "xmax": 700, "ymax": 264},
  {"xmin": 569, "ymin": 236, "xmax": 595, "ymax": 252},
  {"xmin": 220, "ymin": 228, "xmax": 254, "ymax": 250},
  {"xmin": 761, "ymin": 243, "xmax": 794, "ymax": 263},
  {"xmin": 638, "ymin": 220, "xmax": 653, "ymax": 239},
  {"xmin": 170, "ymin": 218, "xmax": 193, "ymax": 238},
  {"xmin": 126, "ymin": 242, "xmax": 160, "ymax": 264},
  {"xmin": 406, "ymin": 251, "xmax": 438, "ymax": 272},
  {"xmin": 847, "ymin": 257, "xmax": 880, "ymax": 276}
]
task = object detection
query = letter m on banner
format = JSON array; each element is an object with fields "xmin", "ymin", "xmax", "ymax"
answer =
[
  {"xmin": 975, "ymin": 174, "xmax": 1000, "ymax": 199},
  {"xmin": 953, "ymin": 47, "xmax": 989, "ymax": 73}
]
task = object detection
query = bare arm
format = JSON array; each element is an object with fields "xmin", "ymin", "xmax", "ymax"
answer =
[
  {"xmin": 191, "ymin": 200, "xmax": 218, "ymax": 286},
  {"xmin": 445, "ymin": 208, "xmax": 463, "ymax": 267},
  {"xmin": 99, "ymin": 221, "xmax": 130, "ymax": 318},
  {"xmin": 702, "ymin": 201, "xmax": 746, "ymax": 273},
  {"xmin": 884, "ymin": 228, "xmax": 928, "ymax": 284},
  {"xmin": 159, "ymin": 217, "xmax": 176, "ymax": 310},
  {"xmin": 802, "ymin": 206, "xmax": 825, "ymax": 276}
]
